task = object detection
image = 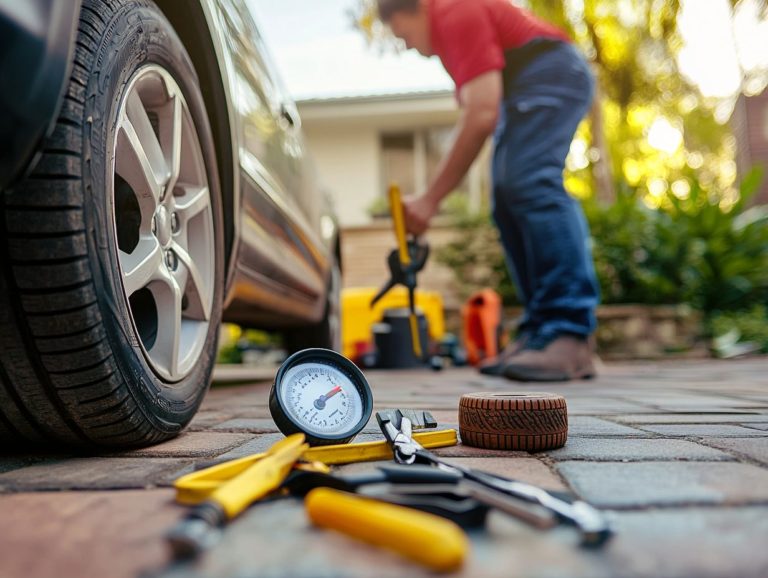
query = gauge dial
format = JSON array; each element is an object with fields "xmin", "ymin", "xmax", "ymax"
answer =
[
  {"xmin": 280, "ymin": 363, "xmax": 362, "ymax": 437},
  {"xmin": 269, "ymin": 349, "xmax": 374, "ymax": 446}
]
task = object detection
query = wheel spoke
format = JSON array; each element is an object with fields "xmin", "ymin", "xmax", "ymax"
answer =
[
  {"xmin": 116, "ymin": 90, "xmax": 170, "ymax": 209},
  {"xmin": 174, "ymin": 186, "xmax": 211, "ymax": 253},
  {"xmin": 150, "ymin": 270, "xmax": 183, "ymax": 377},
  {"xmin": 175, "ymin": 186, "xmax": 210, "ymax": 224},
  {"xmin": 173, "ymin": 242, "xmax": 211, "ymax": 321},
  {"xmin": 162, "ymin": 92, "xmax": 183, "ymax": 193},
  {"xmin": 126, "ymin": 90, "xmax": 171, "ymax": 188},
  {"xmin": 120, "ymin": 238, "xmax": 163, "ymax": 297}
]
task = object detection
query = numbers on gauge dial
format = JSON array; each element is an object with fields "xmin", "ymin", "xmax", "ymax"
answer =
[{"xmin": 280, "ymin": 363, "xmax": 362, "ymax": 436}]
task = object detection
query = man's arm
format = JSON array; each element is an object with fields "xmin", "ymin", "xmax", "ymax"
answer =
[{"xmin": 403, "ymin": 70, "xmax": 503, "ymax": 235}]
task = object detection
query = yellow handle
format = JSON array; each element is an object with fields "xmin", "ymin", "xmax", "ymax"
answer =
[
  {"xmin": 409, "ymin": 313, "xmax": 423, "ymax": 358},
  {"xmin": 388, "ymin": 182, "xmax": 424, "ymax": 358},
  {"xmin": 305, "ymin": 488, "xmax": 468, "ymax": 573},
  {"xmin": 388, "ymin": 183, "xmax": 411, "ymax": 266},
  {"xmin": 174, "ymin": 430, "xmax": 459, "ymax": 505},
  {"xmin": 211, "ymin": 434, "xmax": 307, "ymax": 518}
]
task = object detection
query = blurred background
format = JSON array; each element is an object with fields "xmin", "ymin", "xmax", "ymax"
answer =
[{"xmin": 223, "ymin": 0, "xmax": 768, "ymax": 365}]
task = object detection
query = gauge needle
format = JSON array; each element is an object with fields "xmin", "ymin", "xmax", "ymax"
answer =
[{"xmin": 313, "ymin": 386, "xmax": 342, "ymax": 410}]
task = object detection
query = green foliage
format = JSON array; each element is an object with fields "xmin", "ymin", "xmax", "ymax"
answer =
[
  {"xmin": 217, "ymin": 343, "xmax": 242, "ymax": 365},
  {"xmin": 435, "ymin": 205, "xmax": 519, "ymax": 305},
  {"xmin": 368, "ymin": 191, "xmax": 475, "ymax": 219},
  {"xmin": 641, "ymin": 168, "xmax": 768, "ymax": 311},
  {"xmin": 216, "ymin": 329, "xmax": 281, "ymax": 365},
  {"xmin": 709, "ymin": 305, "xmax": 768, "ymax": 353},
  {"xmin": 436, "ymin": 170, "xmax": 768, "ymax": 314}
]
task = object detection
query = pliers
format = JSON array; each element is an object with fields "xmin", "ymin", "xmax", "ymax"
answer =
[{"xmin": 377, "ymin": 411, "xmax": 613, "ymax": 547}]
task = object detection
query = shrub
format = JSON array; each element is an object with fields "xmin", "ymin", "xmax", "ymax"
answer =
[{"xmin": 436, "ymin": 170, "xmax": 768, "ymax": 314}]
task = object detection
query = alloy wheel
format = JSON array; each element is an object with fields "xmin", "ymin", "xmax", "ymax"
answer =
[{"xmin": 112, "ymin": 65, "xmax": 215, "ymax": 382}]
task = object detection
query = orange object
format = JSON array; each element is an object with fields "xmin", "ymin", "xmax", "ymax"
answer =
[{"xmin": 461, "ymin": 289, "xmax": 504, "ymax": 366}]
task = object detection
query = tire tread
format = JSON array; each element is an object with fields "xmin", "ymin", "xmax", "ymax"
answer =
[{"xmin": 458, "ymin": 393, "xmax": 568, "ymax": 452}]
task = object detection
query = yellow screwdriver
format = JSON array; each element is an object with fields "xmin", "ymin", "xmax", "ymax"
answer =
[{"xmin": 306, "ymin": 487, "xmax": 469, "ymax": 573}]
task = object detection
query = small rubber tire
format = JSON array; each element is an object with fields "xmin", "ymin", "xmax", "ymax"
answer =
[
  {"xmin": 458, "ymin": 392, "xmax": 568, "ymax": 452},
  {"xmin": 0, "ymin": 0, "xmax": 224, "ymax": 448}
]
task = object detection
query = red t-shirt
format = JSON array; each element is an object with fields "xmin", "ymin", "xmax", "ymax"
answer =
[{"xmin": 429, "ymin": 0, "xmax": 571, "ymax": 91}]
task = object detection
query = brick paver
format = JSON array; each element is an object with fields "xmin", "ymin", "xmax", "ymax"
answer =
[
  {"xmin": 704, "ymin": 437, "xmax": 768, "ymax": 464},
  {"xmin": 545, "ymin": 437, "xmax": 733, "ymax": 461},
  {"xmin": 557, "ymin": 461, "xmax": 768, "ymax": 507},
  {"xmin": 0, "ymin": 358, "xmax": 767, "ymax": 578}
]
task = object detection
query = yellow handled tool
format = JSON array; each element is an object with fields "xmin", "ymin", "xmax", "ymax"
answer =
[
  {"xmin": 389, "ymin": 183, "xmax": 412, "ymax": 267},
  {"xmin": 211, "ymin": 433, "xmax": 308, "ymax": 518},
  {"xmin": 174, "ymin": 429, "xmax": 458, "ymax": 505},
  {"xmin": 370, "ymin": 183, "xmax": 430, "ymax": 359},
  {"xmin": 167, "ymin": 434, "xmax": 308, "ymax": 558},
  {"xmin": 389, "ymin": 183, "xmax": 423, "ymax": 359},
  {"xmin": 306, "ymin": 487, "xmax": 468, "ymax": 573}
]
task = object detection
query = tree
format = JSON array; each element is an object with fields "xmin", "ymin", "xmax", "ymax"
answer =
[{"xmin": 352, "ymin": 0, "xmax": 768, "ymax": 206}]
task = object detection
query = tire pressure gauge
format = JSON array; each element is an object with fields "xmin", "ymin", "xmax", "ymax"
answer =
[{"xmin": 269, "ymin": 349, "xmax": 374, "ymax": 446}]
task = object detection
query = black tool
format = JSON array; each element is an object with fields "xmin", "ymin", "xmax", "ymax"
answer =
[
  {"xmin": 377, "ymin": 411, "xmax": 613, "ymax": 547},
  {"xmin": 377, "ymin": 409, "xmax": 437, "ymax": 430},
  {"xmin": 283, "ymin": 462, "xmax": 558, "ymax": 530},
  {"xmin": 371, "ymin": 184, "xmax": 430, "ymax": 359},
  {"xmin": 284, "ymin": 464, "xmax": 489, "ymax": 528}
]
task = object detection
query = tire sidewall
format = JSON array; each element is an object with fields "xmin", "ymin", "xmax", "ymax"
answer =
[{"xmin": 81, "ymin": 1, "xmax": 224, "ymax": 428}]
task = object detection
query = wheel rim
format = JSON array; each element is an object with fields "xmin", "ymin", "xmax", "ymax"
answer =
[{"xmin": 111, "ymin": 65, "xmax": 215, "ymax": 382}]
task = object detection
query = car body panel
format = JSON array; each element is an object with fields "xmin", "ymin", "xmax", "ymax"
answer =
[
  {"xmin": 1, "ymin": 0, "xmax": 339, "ymax": 330},
  {"xmin": 185, "ymin": 0, "xmax": 337, "ymax": 327},
  {"xmin": 0, "ymin": 0, "xmax": 81, "ymax": 189}
]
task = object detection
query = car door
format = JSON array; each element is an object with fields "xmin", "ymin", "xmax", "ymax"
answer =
[{"xmin": 207, "ymin": 0, "xmax": 330, "ymax": 325}]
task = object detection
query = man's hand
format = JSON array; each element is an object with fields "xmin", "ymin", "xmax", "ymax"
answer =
[{"xmin": 403, "ymin": 194, "xmax": 440, "ymax": 236}]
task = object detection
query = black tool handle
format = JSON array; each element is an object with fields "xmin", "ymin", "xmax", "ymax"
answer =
[{"xmin": 377, "ymin": 464, "xmax": 461, "ymax": 485}]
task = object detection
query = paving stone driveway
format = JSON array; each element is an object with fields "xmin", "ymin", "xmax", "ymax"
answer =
[{"xmin": 1, "ymin": 358, "xmax": 768, "ymax": 578}]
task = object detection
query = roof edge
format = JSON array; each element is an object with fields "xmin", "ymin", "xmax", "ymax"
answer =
[{"xmin": 296, "ymin": 88, "xmax": 454, "ymax": 106}]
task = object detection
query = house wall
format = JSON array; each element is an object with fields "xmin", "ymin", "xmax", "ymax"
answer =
[
  {"xmin": 298, "ymin": 92, "xmax": 463, "ymax": 227},
  {"xmin": 298, "ymin": 93, "xmax": 484, "ymax": 311},
  {"xmin": 733, "ymin": 90, "xmax": 768, "ymax": 204},
  {"xmin": 303, "ymin": 125, "xmax": 380, "ymax": 227}
]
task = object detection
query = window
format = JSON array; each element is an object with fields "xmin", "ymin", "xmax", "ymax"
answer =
[
  {"xmin": 381, "ymin": 133, "xmax": 416, "ymax": 197},
  {"xmin": 380, "ymin": 127, "xmax": 469, "ymax": 198}
]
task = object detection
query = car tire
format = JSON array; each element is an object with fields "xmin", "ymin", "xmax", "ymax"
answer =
[
  {"xmin": 284, "ymin": 259, "xmax": 341, "ymax": 353},
  {"xmin": 0, "ymin": 0, "xmax": 224, "ymax": 448}
]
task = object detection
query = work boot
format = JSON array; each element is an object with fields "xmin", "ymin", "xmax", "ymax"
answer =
[
  {"xmin": 502, "ymin": 334, "xmax": 596, "ymax": 382},
  {"xmin": 477, "ymin": 333, "xmax": 531, "ymax": 376}
]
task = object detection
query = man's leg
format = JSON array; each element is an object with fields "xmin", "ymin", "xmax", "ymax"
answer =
[
  {"xmin": 477, "ymin": 180, "xmax": 535, "ymax": 375},
  {"xmin": 492, "ymin": 45, "xmax": 600, "ymax": 381}
]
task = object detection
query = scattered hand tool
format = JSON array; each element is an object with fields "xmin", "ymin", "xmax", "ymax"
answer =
[
  {"xmin": 371, "ymin": 183, "xmax": 430, "ymax": 359},
  {"xmin": 174, "ymin": 428, "xmax": 458, "ymax": 505},
  {"xmin": 166, "ymin": 434, "xmax": 308, "ymax": 559},
  {"xmin": 377, "ymin": 410, "xmax": 613, "ymax": 547},
  {"xmin": 305, "ymin": 487, "xmax": 469, "ymax": 573},
  {"xmin": 377, "ymin": 408, "xmax": 437, "ymax": 430},
  {"xmin": 284, "ymin": 463, "xmax": 490, "ymax": 528}
]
